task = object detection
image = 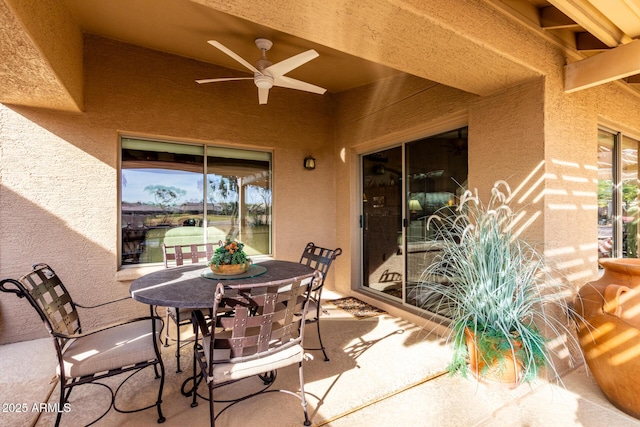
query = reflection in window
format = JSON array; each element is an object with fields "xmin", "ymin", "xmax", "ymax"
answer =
[
  {"xmin": 404, "ymin": 127, "xmax": 468, "ymax": 312},
  {"xmin": 206, "ymin": 147, "xmax": 272, "ymax": 256},
  {"xmin": 121, "ymin": 138, "xmax": 271, "ymax": 265},
  {"xmin": 597, "ymin": 129, "xmax": 639, "ymax": 260},
  {"xmin": 622, "ymin": 135, "xmax": 639, "ymax": 258},
  {"xmin": 360, "ymin": 126, "xmax": 468, "ymax": 315},
  {"xmin": 598, "ymin": 131, "xmax": 614, "ymax": 258}
]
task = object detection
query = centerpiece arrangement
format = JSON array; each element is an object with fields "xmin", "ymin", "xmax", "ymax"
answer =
[{"xmin": 208, "ymin": 238, "xmax": 251, "ymax": 275}]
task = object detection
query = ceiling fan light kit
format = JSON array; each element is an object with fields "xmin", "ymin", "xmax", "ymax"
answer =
[
  {"xmin": 254, "ymin": 74, "xmax": 273, "ymax": 89},
  {"xmin": 196, "ymin": 38, "xmax": 327, "ymax": 105}
]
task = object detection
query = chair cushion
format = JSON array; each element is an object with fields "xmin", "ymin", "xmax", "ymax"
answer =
[
  {"xmin": 203, "ymin": 334, "xmax": 304, "ymax": 384},
  {"xmin": 57, "ymin": 318, "xmax": 162, "ymax": 379}
]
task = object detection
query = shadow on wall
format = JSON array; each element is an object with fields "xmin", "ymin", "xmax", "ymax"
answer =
[
  {"xmin": 2, "ymin": 33, "xmax": 335, "ymax": 265},
  {"xmin": 0, "ymin": 186, "xmax": 144, "ymax": 345}
]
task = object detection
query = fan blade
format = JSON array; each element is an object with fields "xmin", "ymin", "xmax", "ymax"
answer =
[
  {"xmin": 196, "ymin": 77, "xmax": 253, "ymax": 84},
  {"xmin": 258, "ymin": 88, "xmax": 269, "ymax": 105},
  {"xmin": 273, "ymin": 75, "xmax": 327, "ymax": 95},
  {"xmin": 207, "ymin": 40, "xmax": 261, "ymax": 74},
  {"xmin": 265, "ymin": 49, "xmax": 319, "ymax": 77}
]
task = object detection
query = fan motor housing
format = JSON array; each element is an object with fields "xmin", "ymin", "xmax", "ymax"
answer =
[{"xmin": 255, "ymin": 58, "xmax": 272, "ymax": 71}]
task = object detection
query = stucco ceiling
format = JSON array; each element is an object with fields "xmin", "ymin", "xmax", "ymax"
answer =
[
  {"xmin": 2, "ymin": 0, "xmax": 640, "ymax": 111},
  {"xmin": 61, "ymin": 0, "xmax": 640, "ymax": 92},
  {"xmin": 61, "ymin": 0, "xmax": 404, "ymax": 94}
]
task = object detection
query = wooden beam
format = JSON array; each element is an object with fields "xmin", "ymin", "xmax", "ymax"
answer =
[
  {"xmin": 540, "ymin": 6, "xmax": 580, "ymax": 29},
  {"xmin": 626, "ymin": 75, "xmax": 640, "ymax": 84},
  {"xmin": 565, "ymin": 39, "xmax": 640, "ymax": 92},
  {"xmin": 548, "ymin": 0, "xmax": 630, "ymax": 47},
  {"xmin": 576, "ymin": 32, "xmax": 609, "ymax": 51}
]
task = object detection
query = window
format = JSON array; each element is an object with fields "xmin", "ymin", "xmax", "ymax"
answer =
[
  {"xmin": 121, "ymin": 138, "xmax": 272, "ymax": 265},
  {"xmin": 598, "ymin": 129, "xmax": 639, "ymax": 259}
]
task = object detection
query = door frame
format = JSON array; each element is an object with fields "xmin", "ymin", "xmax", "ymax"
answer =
[{"xmin": 356, "ymin": 120, "xmax": 469, "ymax": 311}]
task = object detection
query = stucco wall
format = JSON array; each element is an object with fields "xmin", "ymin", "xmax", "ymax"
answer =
[
  {"xmin": 469, "ymin": 80, "xmax": 546, "ymax": 244},
  {"xmin": 333, "ymin": 75, "xmax": 477, "ymax": 298},
  {"xmin": 467, "ymin": 76, "xmax": 600, "ymax": 283},
  {"xmin": 331, "ymin": 53, "xmax": 638, "ymax": 357},
  {"xmin": 0, "ymin": 36, "xmax": 336, "ymax": 344},
  {"xmin": 1, "ymin": 0, "xmax": 83, "ymax": 111},
  {"xmin": 3, "ymin": 2, "xmax": 640, "ymax": 347}
]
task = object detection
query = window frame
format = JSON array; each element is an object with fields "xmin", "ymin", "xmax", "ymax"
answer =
[
  {"xmin": 598, "ymin": 125, "xmax": 640, "ymax": 259},
  {"xmin": 118, "ymin": 136, "xmax": 273, "ymax": 268}
]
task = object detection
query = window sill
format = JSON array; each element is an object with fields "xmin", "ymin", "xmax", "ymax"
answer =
[
  {"xmin": 116, "ymin": 256, "xmax": 274, "ymax": 282},
  {"xmin": 116, "ymin": 264, "xmax": 164, "ymax": 282}
]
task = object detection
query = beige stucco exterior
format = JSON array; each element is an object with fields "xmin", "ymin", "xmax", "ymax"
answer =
[
  {"xmin": 0, "ymin": 35, "xmax": 337, "ymax": 342},
  {"xmin": 1, "ymin": 0, "xmax": 640, "ymax": 364}
]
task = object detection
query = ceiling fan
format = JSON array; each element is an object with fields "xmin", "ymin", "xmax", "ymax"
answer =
[{"xmin": 196, "ymin": 38, "xmax": 327, "ymax": 105}]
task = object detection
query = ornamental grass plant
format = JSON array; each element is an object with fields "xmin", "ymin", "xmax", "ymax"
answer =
[{"xmin": 419, "ymin": 181, "xmax": 582, "ymax": 384}]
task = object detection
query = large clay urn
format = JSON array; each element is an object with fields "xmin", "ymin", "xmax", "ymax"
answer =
[{"xmin": 575, "ymin": 258, "xmax": 640, "ymax": 419}]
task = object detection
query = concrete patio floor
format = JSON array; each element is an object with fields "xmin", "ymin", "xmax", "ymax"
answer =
[{"xmin": 2, "ymin": 290, "xmax": 640, "ymax": 427}]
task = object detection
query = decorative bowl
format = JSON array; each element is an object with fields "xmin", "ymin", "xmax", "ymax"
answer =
[{"xmin": 209, "ymin": 262, "xmax": 250, "ymax": 276}]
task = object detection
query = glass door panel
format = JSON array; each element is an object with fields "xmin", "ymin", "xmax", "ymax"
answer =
[
  {"xmin": 597, "ymin": 131, "xmax": 640, "ymax": 260},
  {"xmin": 621, "ymin": 135, "xmax": 639, "ymax": 258},
  {"xmin": 361, "ymin": 147, "xmax": 403, "ymax": 299},
  {"xmin": 405, "ymin": 128, "xmax": 468, "ymax": 310},
  {"xmin": 597, "ymin": 130, "xmax": 615, "ymax": 259}
]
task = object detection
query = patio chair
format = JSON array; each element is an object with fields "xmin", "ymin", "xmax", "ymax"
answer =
[
  {"xmin": 188, "ymin": 272, "xmax": 319, "ymax": 426},
  {"xmin": 162, "ymin": 242, "xmax": 214, "ymax": 372},
  {"xmin": 298, "ymin": 242, "xmax": 342, "ymax": 361},
  {"xmin": 0, "ymin": 263, "xmax": 165, "ymax": 426}
]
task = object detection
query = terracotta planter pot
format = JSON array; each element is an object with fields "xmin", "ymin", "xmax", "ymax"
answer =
[
  {"xmin": 210, "ymin": 262, "xmax": 250, "ymax": 275},
  {"xmin": 465, "ymin": 328, "xmax": 522, "ymax": 386},
  {"xmin": 575, "ymin": 258, "xmax": 640, "ymax": 419}
]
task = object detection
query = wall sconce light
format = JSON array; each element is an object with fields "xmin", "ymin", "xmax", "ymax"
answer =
[{"xmin": 304, "ymin": 156, "xmax": 316, "ymax": 170}]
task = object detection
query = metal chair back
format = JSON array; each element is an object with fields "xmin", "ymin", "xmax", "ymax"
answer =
[
  {"xmin": 299, "ymin": 242, "xmax": 342, "ymax": 292},
  {"xmin": 0, "ymin": 263, "xmax": 166, "ymax": 426},
  {"xmin": 1, "ymin": 264, "xmax": 81, "ymax": 347},
  {"xmin": 190, "ymin": 272, "xmax": 319, "ymax": 426},
  {"xmin": 162, "ymin": 243, "xmax": 214, "ymax": 267},
  {"xmin": 298, "ymin": 242, "xmax": 342, "ymax": 361}
]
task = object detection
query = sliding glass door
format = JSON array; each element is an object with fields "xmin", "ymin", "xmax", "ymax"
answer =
[
  {"xmin": 404, "ymin": 129, "xmax": 468, "ymax": 310},
  {"xmin": 361, "ymin": 127, "xmax": 468, "ymax": 311}
]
